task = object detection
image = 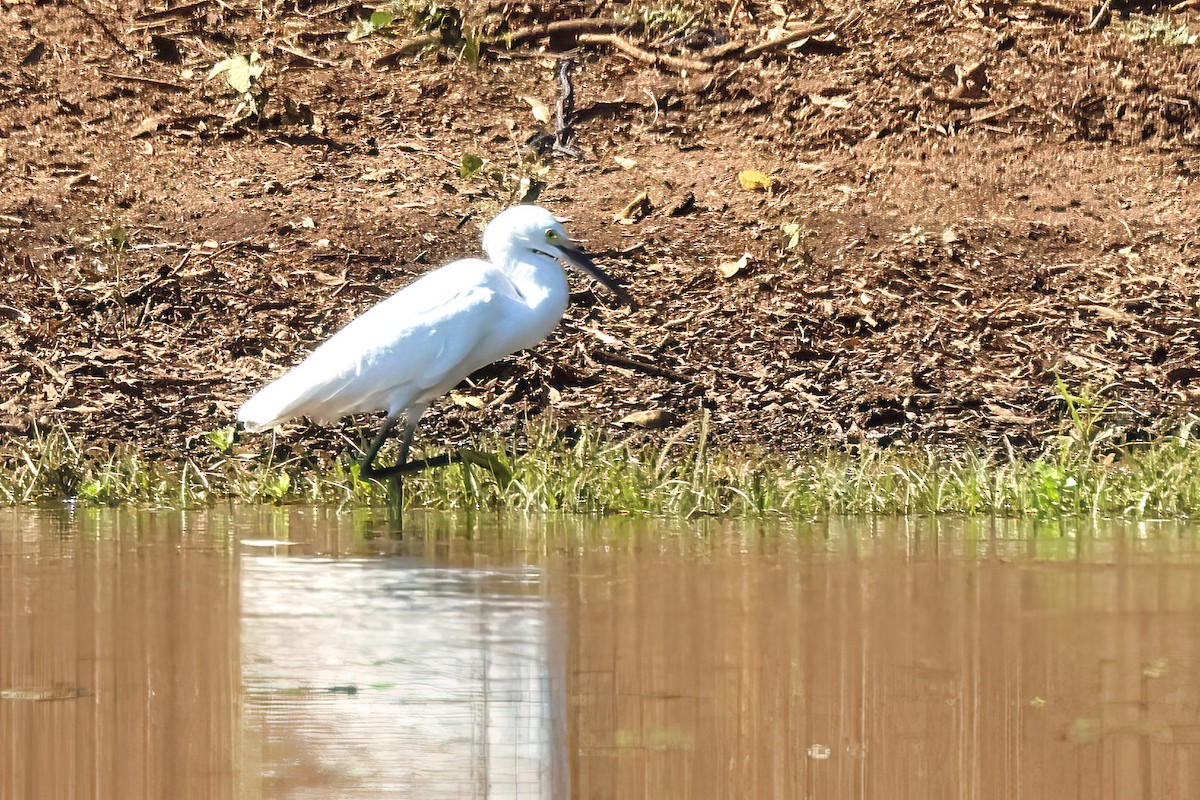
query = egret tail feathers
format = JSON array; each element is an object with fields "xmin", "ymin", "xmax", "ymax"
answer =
[
  {"xmin": 237, "ymin": 355, "xmax": 408, "ymax": 431},
  {"xmin": 235, "ymin": 377, "xmax": 300, "ymax": 432},
  {"xmin": 236, "ymin": 365, "xmax": 349, "ymax": 432}
]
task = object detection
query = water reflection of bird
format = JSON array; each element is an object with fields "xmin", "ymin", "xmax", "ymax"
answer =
[{"xmin": 237, "ymin": 204, "xmax": 628, "ymax": 481}]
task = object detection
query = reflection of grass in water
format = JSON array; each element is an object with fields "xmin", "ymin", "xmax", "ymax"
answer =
[
  {"xmin": 7, "ymin": 395, "xmax": 1200, "ymax": 517},
  {"xmin": 614, "ymin": 727, "xmax": 695, "ymax": 750}
]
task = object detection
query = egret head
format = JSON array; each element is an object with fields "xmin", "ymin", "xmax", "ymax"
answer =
[{"xmin": 484, "ymin": 205, "xmax": 630, "ymax": 304}]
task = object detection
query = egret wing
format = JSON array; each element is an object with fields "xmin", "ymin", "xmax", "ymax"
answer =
[{"xmin": 237, "ymin": 259, "xmax": 516, "ymax": 429}]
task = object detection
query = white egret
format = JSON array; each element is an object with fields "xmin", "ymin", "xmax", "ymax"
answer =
[{"xmin": 237, "ymin": 204, "xmax": 628, "ymax": 481}]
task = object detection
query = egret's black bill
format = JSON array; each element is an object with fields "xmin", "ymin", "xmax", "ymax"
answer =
[{"xmin": 558, "ymin": 244, "xmax": 632, "ymax": 305}]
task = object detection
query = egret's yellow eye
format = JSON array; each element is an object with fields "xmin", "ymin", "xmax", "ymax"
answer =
[{"xmin": 544, "ymin": 228, "xmax": 559, "ymax": 242}]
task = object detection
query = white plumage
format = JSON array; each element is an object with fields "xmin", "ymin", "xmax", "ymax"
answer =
[{"xmin": 237, "ymin": 204, "xmax": 626, "ymax": 479}]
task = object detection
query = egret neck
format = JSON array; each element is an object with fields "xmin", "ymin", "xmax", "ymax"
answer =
[{"xmin": 492, "ymin": 245, "xmax": 571, "ymax": 337}]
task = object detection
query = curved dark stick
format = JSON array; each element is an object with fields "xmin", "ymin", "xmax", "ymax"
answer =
[
  {"xmin": 361, "ymin": 451, "xmax": 463, "ymax": 480},
  {"xmin": 553, "ymin": 57, "xmax": 583, "ymax": 158}
]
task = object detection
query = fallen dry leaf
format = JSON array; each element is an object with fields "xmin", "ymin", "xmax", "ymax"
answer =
[
  {"xmin": 521, "ymin": 96, "xmax": 551, "ymax": 124},
  {"xmin": 130, "ymin": 115, "xmax": 166, "ymax": 139},
  {"xmin": 450, "ymin": 391, "xmax": 484, "ymax": 409},
  {"xmin": 986, "ymin": 404, "xmax": 1038, "ymax": 426},
  {"xmin": 718, "ymin": 252, "xmax": 751, "ymax": 278},
  {"xmin": 618, "ymin": 409, "xmax": 675, "ymax": 428},
  {"xmin": 614, "ymin": 191, "xmax": 652, "ymax": 223},
  {"xmin": 738, "ymin": 170, "xmax": 775, "ymax": 191}
]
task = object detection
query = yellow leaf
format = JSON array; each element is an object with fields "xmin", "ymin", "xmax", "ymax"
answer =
[
  {"xmin": 449, "ymin": 391, "xmax": 483, "ymax": 409},
  {"xmin": 613, "ymin": 191, "xmax": 652, "ymax": 222},
  {"xmin": 521, "ymin": 96, "xmax": 551, "ymax": 124},
  {"xmin": 718, "ymin": 252, "xmax": 751, "ymax": 278},
  {"xmin": 738, "ymin": 170, "xmax": 775, "ymax": 191},
  {"xmin": 618, "ymin": 409, "xmax": 674, "ymax": 428}
]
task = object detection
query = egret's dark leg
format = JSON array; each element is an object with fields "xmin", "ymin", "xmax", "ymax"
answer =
[
  {"xmin": 360, "ymin": 413, "xmax": 464, "ymax": 480},
  {"xmin": 392, "ymin": 413, "xmax": 418, "ymax": 475},
  {"xmin": 358, "ymin": 414, "xmax": 400, "ymax": 478},
  {"xmin": 358, "ymin": 410, "xmax": 504, "ymax": 492},
  {"xmin": 358, "ymin": 413, "xmax": 416, "ymax": 515}
]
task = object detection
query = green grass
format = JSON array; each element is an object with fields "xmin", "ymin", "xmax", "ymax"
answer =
[
  {"xmin": 1111, "ymin": 14, "xmax": 1198, "ymax": 47},
  {"xmin": 5, "ymin": 401, "xmax": 1200, "ymax": 518}
]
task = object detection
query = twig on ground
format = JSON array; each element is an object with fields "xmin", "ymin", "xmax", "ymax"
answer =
[
  {"xmin": 699, "ymin": 40, "xmax": 747, "ymax": 60},
  {"xmin": 100, "ymin": 72, "xmax": 190, "ymax": 92},
  {"xmin": 726, "ymin": 0, "xmax": 743, "ymax": 28},
  {"xmin": 965, "ymin": 102, "xmax": 1025, "ymax": 126},
  {"xmin": 63, "ymin": 0, "xmax": 137, "ymax": 59},
  {"xmin": 369, "ymin": 14, "xmax": 842, "ymax": 75},
  {"xmin": 591, "ymin": 350, "xmax": 695, "ymax": 384},
  {"xmin": 123, "ymin": 251, "xmax": 191, "ymax": 304},
  {"xmin": 578, "ymin": 33, "xmax": 714, "ymax": 73},
  {"xmin": 643, "ymin": 88, "xmax": 660, "ymax": 126},
  {"xmin": 133, "ymin": 0, "xmax": 215, "ymax": 24},
  {"xmin": 1083, "ymin": 0, "xmax": 1112, "ymax": 32},
  {"xmin": 373, "ymin": 33, "xmax": 442, "ymax": 68},
  {"xmin": 500, "ymin": 18, "xmax": 635, "ymax": 48},
  {"xmin": 277, "ymin": 43, "xmax": 341, "ymax": 67},
  {"xmin": 741, "ymin": 21, "xmax": 834, "ymax": 57},
  {"xmin": 1021, "ymin": 1, "xmax": 1084, "ymax": 19}
]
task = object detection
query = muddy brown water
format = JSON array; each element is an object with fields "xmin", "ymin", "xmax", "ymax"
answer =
[{"xmin": 3, "ymin": 508, "xmax": 1200, "ymax": 799}]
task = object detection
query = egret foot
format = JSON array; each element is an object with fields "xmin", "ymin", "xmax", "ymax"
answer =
[{"xmin": 361, "ymin": 450, "xmax": 512, "ymax": 483}]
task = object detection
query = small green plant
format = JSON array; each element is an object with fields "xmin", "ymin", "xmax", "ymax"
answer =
[
  {"xmin": 99, "ymin": 224, "xmax": 127, "ymax": 250},
  {"xmin": 459, "ymin": 29, "xmax": 482, "ymax": 65},
  {"xmin": 1053, "ymin": 377, "xmax": 1118, "ymax": 459},
  {"xmin": 350, "ymin": 2, "xmax": 463, "ymax": 41},
  {"xmin": 349, "ymin": 2, "xmax": 477, "ymax": 65},
  {"xmin": 348, "ymin": 10, "xmax": 397, "ymax": 41},
  {"xmin": 257, "ymin": 470, "xmax": 292, "ymax": 503},
  {"xmin": 205, "ymin": 426, "xmax": 236, "ymax": 454},
  {"xmin": 781, "ymin": 222, "xmax": 816, "ymax": 266},
  {"xmin": 84, "ymin": 223, "xmax": 130, "ymax": 290},
  {"xmin": 410, "ymin": 1, "xmax": 460, "ymax": 35},
  {"xmin": 897, "ymin": 226, "xmax": 929, "ymax": 246},
  {"xmin": 1112, "ymin": 14, "xmax": 1198, "ymax": 46},
  {"xmin": 208, "ymin": 51, "xmax": 266, "ymax": 116},
  {"xmin": 459, "ymin": 152, "xmax": 484, "ymax": 179},
  {"xmin": 640, "ymin": 3, "xmax": 700, "ymax": 33}
]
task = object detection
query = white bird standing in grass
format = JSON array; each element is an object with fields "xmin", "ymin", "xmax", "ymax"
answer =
[{"xmin": 237, "ymin": 204, "xmax": 628, "ymax": 482}]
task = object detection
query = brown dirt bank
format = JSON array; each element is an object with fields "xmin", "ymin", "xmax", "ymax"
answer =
[{"xmin": 3, "ymin": 0, "xmax": 1200, "ymax": 467}]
